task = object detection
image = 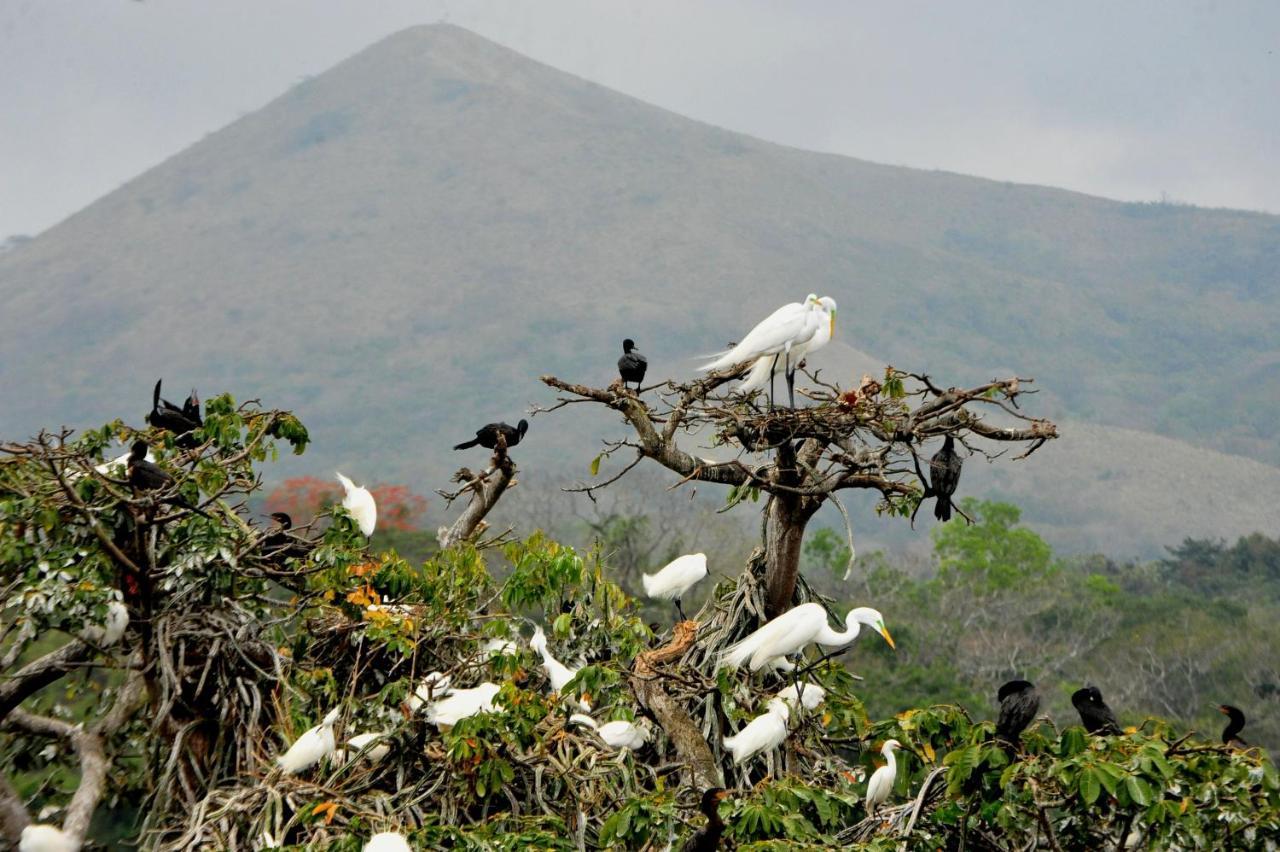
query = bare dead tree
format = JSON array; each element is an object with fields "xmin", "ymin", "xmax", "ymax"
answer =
[
  {"xmin": 539, "ymin": 367, "xmax": 1057, "ymax": 619},
  {"xmin": 436, "ymin": 439, "xmax": 520, "ymax": 550}
]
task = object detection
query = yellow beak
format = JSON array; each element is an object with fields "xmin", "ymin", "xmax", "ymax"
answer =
[
  {"xmin": 829, "ymin": 312, "xmax": 836, "ymax": 338},
  {"xmin": 880, "ymin": 626, "xmax": 896, "ymax": 650}
]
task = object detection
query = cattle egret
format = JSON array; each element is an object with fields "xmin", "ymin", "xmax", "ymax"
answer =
[
  {"xmin": 335, "ymin": 472, "xmax": 377, "ymax": 537},
  {"xmin": 569, "ymin": 714, "xmax": 651, "ymax": 750},
  {"xmin": 80, "ymin": 601, "xmax": 128, "ymax": 647},
  {"xmin": 773, "ymin": 681, "xmax": 826, "ymax": 713},
  {"xmin": 277, "ymin": 707, "xmax": 340, "ymax": 774}
]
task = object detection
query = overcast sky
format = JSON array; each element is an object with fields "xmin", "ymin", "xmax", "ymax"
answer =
[{"xmin": 2, "ymin": 0, "xmax": 1277, "ymax": 237}]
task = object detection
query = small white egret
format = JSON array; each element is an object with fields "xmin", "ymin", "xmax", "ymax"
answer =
[
  {"xmin": 425, "ymin": 682, "xmax": 501, "ymax": 730},
  {"xmin": 481, "ymin": 637, "xmax": 518, "ymax": 657},
  {"xmin": 641, "ymin": 552, "xmax": 708, "ymax": 622},
  {"xmin": 701, "ymin": 294, "xmax": 823, "ymax": 407},
  {"xmin": 19, "ymin": 825, "xmax": 77, "ymax": 852},
  {"xmin": 405, "ymin": 671, "xmax": 453, "ymax": 713},
  {"xmin": 864, "ymin": 739, "xmax": 902, "ymax": 817},
  {"xmin": 773, "ymin": 681, "xmax": 826, "ymax": 713},
  {"xmin": 335, "ymin": 472, "xmax": 377, "ymax": 537},
  {"xmin": 336, "ymin": 731, "xmax": 390, "ymax": 765},
  {"xmin": 530, "ymin": 626, "xmax": 589, "ymax": 708},
  {"xmin": 363, "ymin": 832, "xmax": 412, "ymax": 852},
  {"xmin": 739, "ymin": 296, "xmax": 837, "ymax": 396},
  {"xmin": 79, "ymin": 600, "xmax": 128, "ymax": 647},
  {"xmin": 720, "ymin": 603, "xmax": 895, "ymax": 672},
  {"xmin": 722, "ymin": 702, "xmax": 790, "ymax": 764},
  {"xmin": 569, "ymin": 714, "xmax": 651, "ymax": 750},
  {"xmin": 276, "ymin": 707, "xmax": 340, "ymax": 774}
]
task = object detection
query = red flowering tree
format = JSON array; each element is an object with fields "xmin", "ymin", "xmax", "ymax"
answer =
[{"xmin": 263, "ymin": 476, "xmax": 428, "ymax": 531}]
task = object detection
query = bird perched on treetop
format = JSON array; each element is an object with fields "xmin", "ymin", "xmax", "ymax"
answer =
[
  {"xmin": 929, "ymin": 435, "xmax": 964, "ymax": 522},
  {"xmin": 679, "ymin": 788, "xmax": 730, "ymax": 852},
  {"xmin": 1220, "ymin": 704, "xmax": 1248, "ymax": 748},
  {"xmin": 1071, "ymin": 685, "xmax": 1121, "ymax": 735},
  {"xmin": 335, "ymin": 473, "xmax": 377, "ymax": 538},
  {"xmin": 617, "ymin": 338, "xmax": 648, "ymax": 392},
  {"xmin": 453, "ymin": 419, "xmax": 529, "ymax": 452},
  {"xmin": 700, "ymin": 294, "xmax": 824, "ymax": 408},
  {"xmin": 719, "ymin": 602, "xmax": 894, "ymax": 672},
  {"xmin": 147, "ymin": 379, "xmax": 202, "ymax": 448},
  {"xmin": 738, "ymin": 296, "xmax": 837, "ymax": 398},
  {"xmin": 995, "ymin": 680, "xmax": 1040, "ymax": 751},
  {"xmin": 642, "ymin": 552, "xmax": 707, "ymax": 622}
]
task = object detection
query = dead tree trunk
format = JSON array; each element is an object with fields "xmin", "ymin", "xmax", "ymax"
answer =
[{"xmin": 762, "ymin": 491, "xmax": 823, "ymax": 618}]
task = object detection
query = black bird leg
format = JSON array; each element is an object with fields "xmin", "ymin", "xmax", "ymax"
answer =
[
  {"xmin": 785, "ymin": 353, "xmax": 798, "ymax": 409},
  {"xmin": 674, "ymin": 598, "xmax": 689, "ymax": 623},
  {"xmin": 768, "ymin": 352, "xmax": 781, "ymax": 410}
]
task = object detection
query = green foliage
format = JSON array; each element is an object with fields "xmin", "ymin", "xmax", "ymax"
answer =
[{"xmin": 932, "ymin": 498, "xmax": 1053, "ymax": 590}]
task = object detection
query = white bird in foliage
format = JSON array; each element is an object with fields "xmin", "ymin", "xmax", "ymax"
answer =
[
  {"xmin": 773, "ymin": 681, "xmax": 826, "ymax": 713},
  {"xmin": 94, "ymin": 447, "xmax": 153, "ymax": 476},
  {"xmin": 720, "ymin": 603, "xmax": 895, "ymax": 672},
  {"xmin": 642, "ymin": 552, "xmax": 708, "ymax": 622},
  {"xmin": 425, "ymin": 682, "xmax": 501, "ymax": 730},
  {"xmin": 864, "ymin": 739, "xmax": 902, "ymax": 817},
  {"xmin": 79, "ymin": 600, "xmax": 128, "ymax": 647},
  {"xmin": 20, "ymin": 825, "xmax": 77, "ymax": 852},
  {"xmin": 363, "ymin": 832, "xmax": 412, "ymax": 852},
  {"xmin": 569, "ymin": 713, "xmax": 651, "ymax": 750},
  {"xmin": 530, "ymin": 626, "xmax": 589, "ymax": 708},
  {"xmin": 738, "ymin": 296, "xmax": 837, "ymax": 396},
  {"xmin": 276, "ymin": 707, "xmax": 340, "ymax": 774},
  {"xmin": 701, "ymin": 294, "xmax": 823, "ymax": 407},
  {"xmin": 405, "ymin": 671, "xmax": 453, "ymax": 713},
  {"xmin": 335, "ymin": 472, "xmax": 377, "ymax": 537},
  {"xmin": 722, "ymin": 701, "xmax": 790, "ymax": 764},
  {"xmin": 334, "ymin": 731, "xmax": 391, "ymax": 766}
]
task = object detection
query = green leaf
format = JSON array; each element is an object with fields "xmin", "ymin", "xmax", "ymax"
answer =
[
  {"xmin": 589, "ymin": 453, "xmax": 602, "ymax": 476},
  {"xmin": 1079, "ymin": 769, "xmax": 1102, "ymax": 805},
  {"xmin": 1126, "ymin": 775, "xmax": 1153, "ymax": 807}
]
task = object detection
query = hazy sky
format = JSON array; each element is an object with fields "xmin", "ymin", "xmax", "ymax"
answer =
[{"xmin": 2, "ymin": 1, "xmax": 1277, "ymax": 237}]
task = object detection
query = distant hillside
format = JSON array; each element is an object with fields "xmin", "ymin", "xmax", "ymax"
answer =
[{"xmin": 2, "ymin": 24, "xmax": 1278, "ymax": 557}]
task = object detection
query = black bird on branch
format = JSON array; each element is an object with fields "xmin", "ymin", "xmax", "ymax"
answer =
[
  {"xmin": 126, "ymin": 440, "xmax": 209, "ymax": 518},
  {"xmin": 680, "ymin": 788, "xmax": 730, "ymax": 852},
  {"xmin": 1072, "ymin": 685, "xmax": 1121, "ymax": 735},
  {"xmin": 1220, "ymin": 704, "xmax": 1248, "ymax": 748},
  {"xmin": 617, "ymin": 338, "xmax": 648, "ymax": 392},
  {"xmin": 453, "ymin": 419, "xmax": 529, "ymax": 452},
  {"xmin": 929, "ymin": 434, "xmax": 963, "ymax": 521},
  {"xmin": 147, "ymin": 379, "xmax": 202, "ymax": 448},
  {"xmin": 995, "ymin": 679, "xmax": 1040, "ymax": 752},
  {"xmin": 262, "ymin": 512, "xmax": 311, "ymax": 561}
]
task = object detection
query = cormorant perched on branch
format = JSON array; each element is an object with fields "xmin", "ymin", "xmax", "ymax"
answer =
[
  {"xmin": 617, "ymin": 338, "xmax": 648, "ymax": 392},
  {"xmin": 1072, "ymin": 685, "xmax": 1121, "ymax": 735},
  {"xmin": 147, "ymin": 379, "xmax": 202, "ymax": 448},
  {"xmin": 263, "ymin": 512, "xmax": 311, "ymax": 560},
  {"xmin": 126, "ymin": 440, "xmax": 209, "ymax": 517},
  {"xmin": 995, "ymin": 680, "xmax": 1040, "ymax": 751},
  {"xmin": 929, "ymin": 435, "xmax": 963, "ymax": 521},
  {"xmin": 680, "ymin": 788, "xmax": 730, "ymax": 852},
  {"xmin": 1220, "ymin": 704, "xmax": 1248, "ymax": 747},
  {"xmin": 453, "ymin": 419, "xmax": 529, "ymax": 452}
]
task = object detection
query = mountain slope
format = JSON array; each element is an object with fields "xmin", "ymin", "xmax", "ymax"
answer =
[{"xmin": 1, "ymin": 24, "xmax": 1277, "ymax": 557}]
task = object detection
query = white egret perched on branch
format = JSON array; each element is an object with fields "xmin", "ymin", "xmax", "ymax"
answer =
[
  {"xmin": 722, "ymin": 701, "xmax": 790, "ymax": 764},
  {"xmin": 405, "ymin": 671, "xmax": 452, "ymax": 713},
  {"xmin": 569, "ymin": 714, "xmax": 652, "ymax": 750},
  {"xmin": 79, "ymin": 600, "xmax": 129, "ymax": 647},
  {"xmin": 530, "ymin": 626, "xmax": 589, "ymax": 708},
  {"xmin": 19, "ymin": 825, "xmax": 77, "ymax": 852},
  {"xmin": 864, "ymin": 739, "xmax": 902, "ymax": 817},
  {"xmin": 425, "ymin": 682, "xmax": 501, "ymax": 730},
  {"xmin": 738, "ymin": 296, "xmax": 837, "ymax": 398},
  {"xmin": 363, "ymin": 832, "xmax": 412, "ymax": 852},
  {"xmin": 701, "ymin": 294, "xmax": 823, "ymax": 407},
  {"xmin": 773, "ymin": 681, "xmax": 826, "ymax": 713},
  {"xmin": 642, "ymin": 552, "xmax": 708, "ymax": 622},
  {"xmin": 277, "ymin": 707, "xmax": 340, "ymax": 774},
  {"xmin": 719, "ymin": 603, "xmax": 895, "ymax": 672},
  {"xmin": 335, "ymin": 472, "xmax": 377, "ymax": 537},
  {"xmin": 334, "ymin": 731, "xmax": 391, "ymax": 766}
]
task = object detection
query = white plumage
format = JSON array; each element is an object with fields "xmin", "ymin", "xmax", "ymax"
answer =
[
  {"xmin": 20, "ymin": 825, "xmax": 77, "ymax": 852},
  {"xmin": 722, "ymin": 702, "xmax": 790, "ymax": 764},
  {"xmin": 276, "ymin": 707, "xmax": 340, "ymax": 774},
  {"xmin": 335, "ymin": 731, "xmax": 390, "ymax": 766},
  {"xmin": 405, "ymin": 671, "xmax": 452, "ymax": 713},
  {"xmin": 481, "ymin": 637, "xmax": 517, "ymax": 657},
  {"xmin": 864, "ymin": 739, "xmax": 901, "ymax": 817},
  {"xmin": 529, "ymin": 627, "xmax": 587, "ymax": 707},
  {"xmin": 569, "ymin": 713, "xmax": 651, "ymax": 750},
  {"xmin": 79, "ymin": 600, "xmax": 128, "ymax": 646},
  {"xmin": 739, "ymin": 296, "xmax": 837, "ymax": 394},
  {"xmin": 773, "ymin": 681, "xmax": 826, "ymax": 713},
  {"xmin": 94, "ymin": 448, "xmax": 152, "ymax": 476},
  {"xmin": 363, "ymin": 832, "xmax": 412, "ymax": 852},
  {"xmin": 425, "ymin": 682, "xmax": 500, "ymax": 730},
  {"xmin": 642, "ymin": 553, "xmax": 708, "ymax": 601},
  {"xmin": 335, "ymin": 472, "xmax": 377, "ymax": 537},
  {"xmin": 719, "ymin": 603, "xmax": 895, "ymax": 672},
  {"xmin": 700, "ymin": 295, "xmax": 823, "ymax": 373}
]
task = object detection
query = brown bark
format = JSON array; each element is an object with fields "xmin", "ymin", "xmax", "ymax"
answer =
[
  {"xmin": 437, "ymin": 452, "xmax": 516, "ymax": 549},
  {"xmin": 762, "ymin": 492, "xmax": 822, "ymax": 619},
  {"xmin": 0, "ymin": 639, "xmax": 95, "ymax": 721},
  {"xmin": 0, "ymin": 775, "xmax": 29, "ymax": 845}
]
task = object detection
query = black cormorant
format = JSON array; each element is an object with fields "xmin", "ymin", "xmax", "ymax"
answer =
[
  {"xmin": 680, "ymin": 788, "xmax": 730, "ymax": 852},
  {"xmin": 1071, "ymin": 685, "xmax": 1121, "ymax": 735},
  {"xmin": 147, "ymin": 379, "xmax": 201, "ymax": 447},
  {"xmin": 453, "ymin": 419, "xmax": 529, "ymax": 451},
  {"xmin": 126, "ymin": 440, "xmax": 208, "ymax": 517},
  {"xmin": 929, "ymin": 435, "xmax": 963, "ymax": 522},
  {"xmin": 263, "ymin": 512, "xmax": 310, "ymax": 560},
  {"xmin": 617, "ymin": 339, "xmax": 648, "ymax": 392},
  {"xmin": 995, "ymin": 679, "xmax": 1040, "ymax": 751},
  {"xmin": 1220, "ymin": 704, "xmax": 1248, "ymax": 747}
]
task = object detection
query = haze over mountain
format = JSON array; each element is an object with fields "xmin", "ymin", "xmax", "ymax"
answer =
[{"xmin": 2, "ymin": 24, "xmax": 1278, "ymax": 557}]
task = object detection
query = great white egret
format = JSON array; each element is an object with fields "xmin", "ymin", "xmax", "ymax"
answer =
[
  {"xmin": 719, "ymin": 603, "xmax": 895, "ymax": 672},
  {"xmin": 363, "ymin": 832, "xmax": 412, "ymax": 852},
  {"xmin": 530, "ymin": 626, "xmax": 589, "ymax": 708},
  {"xmin": 19, "ymin": 825, "xmax": 77, "ymax": 852},
  {"xmin": 617, "ymin": 339, "xmax": 648, "ymax": 391},
  {"xmin": 405, "ymin": 671, "xmax": 453, "ymax": 713},
  {"xmin": 864, "ymin": 739, "xmax": 901, "ymax": 817},
  {"xmin": 701, "ymin": 294, "xmax": 823, "ymax": 407},
  {"xmin": 641, "ymin": 552, "xmax": 708, "ymax": 622},
  {"xmin": 773, "ymin": 681, "xmax": 826, "ymax": 713},
  {"xmin": 277, "ymin": 707, "xmax": 340, "ymax": 774},
  {"xmin": 453, "ymin": 420, "xmax": 529, "ymax": 451},
  {"xmin": 425, "ymin": 682, "xmax": 501, "ymax": 730},
  {"xmin": 1220, "ymin": 704, "xmax": 1248, "ymax": 747},
  {"xmin": 1071, "ymin": 686, "xmax": 1121, "ymax": 735},
  {"xmin": 995, "ymin": 680, "xmax": 1040, "ymax": 750},
  {"xmin": 79, "ymin": 601, "xmax": 128, "ymax": 647},
  {"xmin": 335, "ymin": 472, "xmax": 377, "ymax": 537},
  {"xmin": 738, "ymin": 296, "xmax": 837, "ymax": 397},
  {"xmin": 569, "ymin": 713, "xmax": 651, "ymax": 750},
  {"xmin": 929, "ymin": 435, "xmax": 964, "ymax": 522},
  {"xmin": 334, "ymin": 731, "xmax": 391, "ymax": 766},
  {"xmin": 722, "ymin": 701, "xmax": 790, "ymax": 764},
  {"xmin": 680, "ymin": 788, "xmax": 729, "ymax": 852}
]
